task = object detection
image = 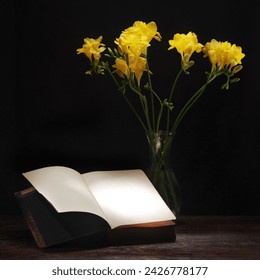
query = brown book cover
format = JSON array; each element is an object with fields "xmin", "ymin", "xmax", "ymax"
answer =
[{"xmin": 15, "ymin": 187, "xmax": 176, "ymax": 248}]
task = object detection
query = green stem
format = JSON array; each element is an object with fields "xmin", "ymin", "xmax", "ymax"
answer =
[
  {"xmin": 122, "ymin": 94, "xmax": 148, "ymax": 132},
  {"xmin": 171, "ymin": 72, "xmax": 217, "ymax": 133},
  {"xmin": 156, "ymin": 101, "xmax": 165, "ymax": 132},
  {"xmin": 145, "ymin": 56, "xmax": 156, "ymax": 131},
  {"xmin": 149, "ymin": 86, "xmax": 164, "ymax": 133},
  {"xmin": 145, "ymin": 52, "xmax": 165, "ymax": 133},
  {"xmin": 142, "ymin": 95, "xmax": 153, "ymax": 133},
  {"xmin": 106, "ymin": 66, "xmax": 148, "ymax": 132},
  {"xmin": 166, "ymin": 68, "xmax": 183, "ymax": 132},
  {"xmin": 129, "ymin": 79, "xmax": 153, "ymax": 133},
  {"xmin": 106, "ymin": 65, "xmax": 121, "ymax": 90}
]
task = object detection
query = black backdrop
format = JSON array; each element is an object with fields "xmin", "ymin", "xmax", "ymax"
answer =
[{"xmin": 1, "ymin": 0, "xmax": 260, "ymax": 215}]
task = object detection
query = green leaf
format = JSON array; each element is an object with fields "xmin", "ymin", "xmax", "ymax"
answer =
[{"xmin": 230, "ymin": 78, "xmax": 240, "ymax": 83}]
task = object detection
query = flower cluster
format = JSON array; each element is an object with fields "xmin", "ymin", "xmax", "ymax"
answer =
[
  {"xmin": 112, "ymin": 21, "xmax": 161, "ymax": 85},
  {"xmin": 77, "ymin": 20, "xmax": 245, "ymax": 135},
  {"xmin": 77, "ymin": 36, "xmax": 106, "ymax": 75},
  {"xmin": 202, "ymin": 39, "xmax": 244, "ymax": 89}
]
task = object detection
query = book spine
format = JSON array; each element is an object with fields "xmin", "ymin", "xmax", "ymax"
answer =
[{"xmin": 14, "ymin": 189, "xmax": 47, "ymax": 248}]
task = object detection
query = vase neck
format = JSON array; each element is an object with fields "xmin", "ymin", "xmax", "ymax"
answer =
[
  {"xmin": 146, "ymin": 130, "xmax": 175, "ymax": 157},
  {"xmin": 146, "ymin": 130, "xmax": 175, "ymax": 172}
]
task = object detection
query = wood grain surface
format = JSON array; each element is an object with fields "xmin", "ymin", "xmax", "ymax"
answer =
[{"xmin": 0, "ymin": 215, "xmax": 259, "ymax": 259}]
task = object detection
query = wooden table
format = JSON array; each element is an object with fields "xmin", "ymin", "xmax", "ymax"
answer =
[{"xmin": 0, "ymin": 215, "xmax": 259, "ymax": 259}]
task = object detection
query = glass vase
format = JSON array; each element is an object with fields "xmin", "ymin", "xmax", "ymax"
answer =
[{"xmin": 145, "ymin": 130, "xmax": 181, "ymax": 218}]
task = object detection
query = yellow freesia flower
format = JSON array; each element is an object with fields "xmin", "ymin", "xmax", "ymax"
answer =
[
  {"xmin": 113, "ymin": 53, "xmax": 147, "ymax": 86},
  {"xmin": 128, "ymin": 55, "xmax": 147, "ymax": 86},
  {"xmin": 115, "ymin": 21, "xmax": 161, "ymax": 56},
  {"xmin": 113, "ymin": 58, "xmax": 130, "ymax": 78},
  {"xmin": 76, "ymin": 36, "xmax": 106, "ymax": 63},
  {"xmin": 132, "ymin": 21, "xmax": 162, "ymax": 42},
  {"xmin": 202, "ymin": 39, "xmax": 245, "ymax": 71},
  {"xmin": 168, "ymin": 32, "xmax": 203, "ymax": 67}
]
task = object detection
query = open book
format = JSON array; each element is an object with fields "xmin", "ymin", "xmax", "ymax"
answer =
[{"xmin": 15, "ymin": 166, "xmax": 176, "ymax": 248}]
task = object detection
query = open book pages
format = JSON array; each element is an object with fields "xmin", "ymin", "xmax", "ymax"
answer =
[{"xmin": 23, "ymin": 166, "xmax": 176, "ymax": 229}]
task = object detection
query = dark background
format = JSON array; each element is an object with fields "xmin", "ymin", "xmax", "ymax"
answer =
[{"xmin": 1, "ymin": 0, "xmax": 260, "ymax": 215}]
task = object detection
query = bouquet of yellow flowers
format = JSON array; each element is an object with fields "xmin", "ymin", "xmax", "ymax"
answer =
[{"xmin": 77, "ymin": 20, "xmax": 245, "ymax": 216}]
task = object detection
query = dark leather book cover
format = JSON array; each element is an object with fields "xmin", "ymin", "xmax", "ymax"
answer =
[{"xmin": 14, "ymin": 188, "xmax": 111, "ymax": 248}]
